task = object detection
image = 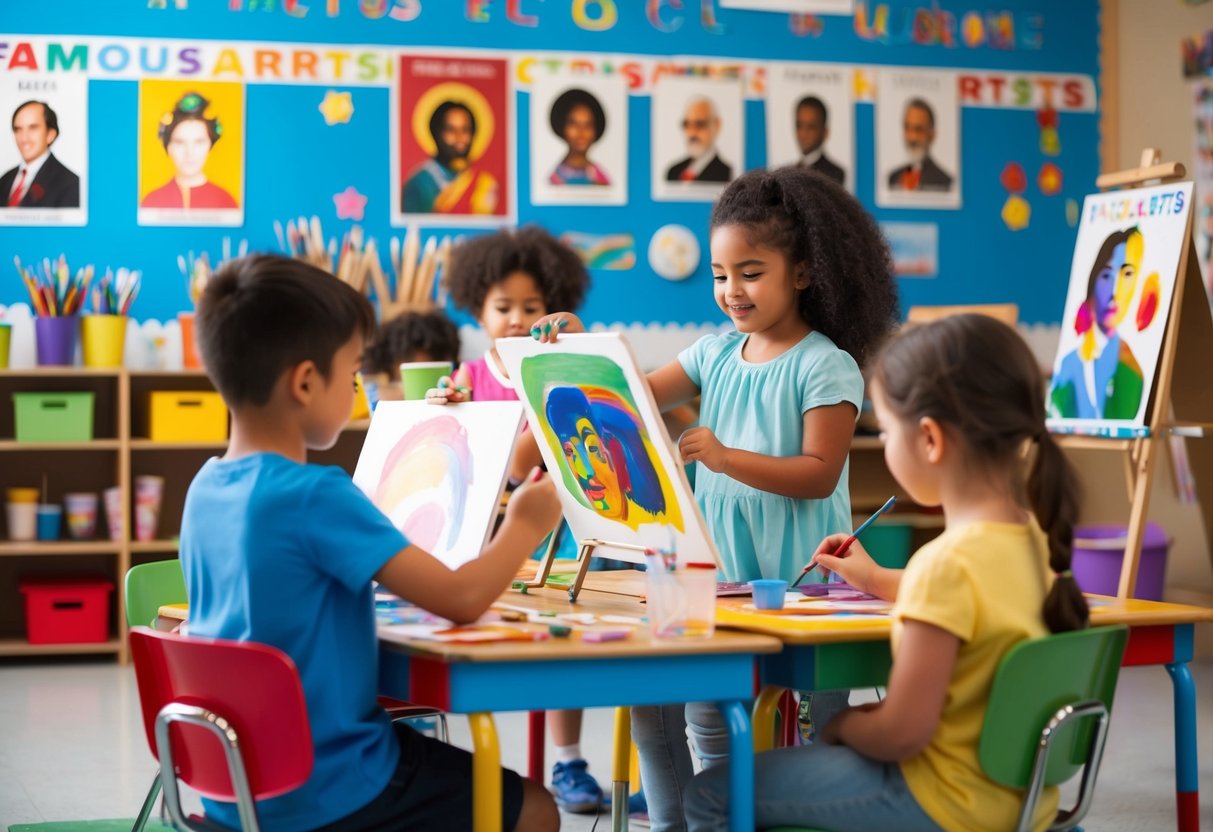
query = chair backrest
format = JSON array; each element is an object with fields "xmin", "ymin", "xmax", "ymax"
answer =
[
  {"xmin": 979, "ymin": 625, "xmax": 1128, "ymax": 788},
  {"xmin": 128, "ymin": 626, "xmax": 314, "ymax": 801},
  {"xmin": 125, "ymin": 559, "xmax": 187, "ymax": 628}
]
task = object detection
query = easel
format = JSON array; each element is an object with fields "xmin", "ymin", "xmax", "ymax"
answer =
[
  {"xmin": 520, "ymin": 537, "xmax": 649, "ymax": 602},
  {"xmin": 1056, "ymin": 149, "xmax": 1213, "ymax": 598}
]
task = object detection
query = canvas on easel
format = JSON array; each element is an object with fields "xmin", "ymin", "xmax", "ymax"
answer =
[
  {"xmin": 1050, "ymin": 149, "xmax": 1213, "ymax": 598},
  {"xmin": 1047, "ymin": 181, "xmax": 1193, "ymax": 436},
  {"xmin": 351, "ymin": 400, "xmax": 522, "ymax": 569},
  {"xmin": 496, "ymin": 332, "xmax": 721, "ymax": 572}
]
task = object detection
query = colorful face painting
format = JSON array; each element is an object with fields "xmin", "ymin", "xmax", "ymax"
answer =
[
  {"xmin": 372, "ymin": 415, "xmax": 473, "ymax": 553},
  {"xmin": 520, "ymin": 353, "xmax": 683, "ymax": 533}
]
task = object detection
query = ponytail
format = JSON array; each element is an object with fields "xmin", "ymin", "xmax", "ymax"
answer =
[{"xmin": 1028, "ymin": 432, "xmax": 1089, "ymax": 633}]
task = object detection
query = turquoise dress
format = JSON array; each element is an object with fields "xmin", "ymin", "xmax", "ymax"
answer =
[{"xmin": 679, "ymin": 330, "xmax": 863, "ymax": 583}]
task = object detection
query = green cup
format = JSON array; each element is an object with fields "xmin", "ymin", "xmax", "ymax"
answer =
[
  {"xmin": 399, "ymin": 361, "xmax": 454, "ymax": 401},
  {"xmin": 0, "ymin": 323, "xmax": 10, "ymax": 369}
]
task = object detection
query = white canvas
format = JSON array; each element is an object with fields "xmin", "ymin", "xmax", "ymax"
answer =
[
  {"xmin": 496, "ymin": 332, "xmax": 720, "ymax": 568},
  {"xmin": 1046, "ymin": 182, "xmax": 1194, "ymax": 436},
  {"xmin": 530, "ymin": 74, "xmax": 628, "ymax": 206},
  {"xmin": 875, "ymin": 68, "xmax": 961, "ymax": 210},
  {"xmin": 352, "ymin": 400, "xmax": 522, "ymax": 568},
  {"xmin": 766, "ymin": 62, "xmax": 854, "ymax": 193}
]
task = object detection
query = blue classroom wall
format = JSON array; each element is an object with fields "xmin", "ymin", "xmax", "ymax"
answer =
[{"xmin": 0, "ymin": 1, "xmax": 1099, "ymax": 327}]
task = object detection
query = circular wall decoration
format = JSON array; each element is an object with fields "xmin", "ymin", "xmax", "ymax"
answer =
[{"xmin": 648, "ymin": 224, "xmax": 700, "ymax": 281}]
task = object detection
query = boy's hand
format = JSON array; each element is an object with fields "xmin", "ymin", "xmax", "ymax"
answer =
[
  {"xmin": 679, "ymin": 426, "xmax": 730, "ymax": 472},
  {"xmin": 502, "ymin": 470, "xmax": 562, "ymax": 539},
  {"xmin": 530, "ymin": 313, "xmax": 585, "ymax": 343},
  {"xmin": 425, "ymin": 376, "xmax": 469, "ymax": 405},
  {"xmin": 811, "ymin": 534, "xmax": 877, "ymax": 592}
]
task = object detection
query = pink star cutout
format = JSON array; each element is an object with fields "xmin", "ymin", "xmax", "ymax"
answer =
[{"xmin": 333, "ymin": 186, "xmax": 368, "ymax": 221}]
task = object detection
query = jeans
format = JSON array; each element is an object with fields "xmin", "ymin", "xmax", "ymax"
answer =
[
  {"xmin": 630, "ymin": 690, "xmax": 851, "ymax": 832},
  {"xmin": 684, "ymin": 742, "xmax": 943, "ymax": 832}
]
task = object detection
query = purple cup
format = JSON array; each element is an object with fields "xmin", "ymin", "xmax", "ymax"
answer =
[{"xmin": 34, "ymin": 316, "xmax": 79, "ymax": 366}]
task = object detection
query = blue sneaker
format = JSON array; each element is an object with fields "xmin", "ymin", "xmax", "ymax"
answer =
[{"xmin": 551, "ymin": 758, "xmax": 605, "ymax": 814}]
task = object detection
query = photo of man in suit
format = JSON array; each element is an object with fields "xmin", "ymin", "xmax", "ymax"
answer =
[
  {"xmin": 401, "ymin": 99, "xmax": 499, "ymax": 215},
  {"xmin": 887, "ymin": 97, "xmax": 953, "ymax": 193},
  {"xmin": 793, "ymin": 95, "xmax": 844, "ymax": 186},
  {"xmin": 665, "ymin": 97, "xmax": 732, "ymax": 183},
  {"xmin": 1, "ymin": 100, "xmax": 79, "ymax": 209}
]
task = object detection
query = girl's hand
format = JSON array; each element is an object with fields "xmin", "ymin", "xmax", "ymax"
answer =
[
  {"xmin": 502, "ymin": 469, "xmax": 562, "ymax": 538},
  {"xmin": 530, "ymin": 313, "xmax": 585, "ymax": 343},
  {"xmin": 811, "ymin": 534, "xmax": 878, "ymax": 592},
  {"xmin": 679, "ymin": 426, "xmax": 730, "ymax": 472},
  {"xmin": 425, "ymin": 376, "xmax": 469, "ymax": 405}
]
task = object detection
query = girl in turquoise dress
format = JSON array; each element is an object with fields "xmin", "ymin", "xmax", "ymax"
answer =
[{"xmin": 533, "ymin": 166, "xmax": 899, "ymax": 831}]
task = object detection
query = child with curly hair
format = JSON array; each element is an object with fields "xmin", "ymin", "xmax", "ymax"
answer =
[
  {"xmin": 362, "ymin": 308, "xmax": 461, "ymax": 402},
  {"xmin": 533, "ymin": 167, "xmax": 899, "ymax": 831},
  {"xmin": 427, "ymin": 225, "xmax": 611, "ymax": 814}
]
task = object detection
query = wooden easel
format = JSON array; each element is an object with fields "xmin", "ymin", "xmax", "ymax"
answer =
[{"xmin": 1057, "ymin": 149, "xmax": 1213, "ymax": 598}]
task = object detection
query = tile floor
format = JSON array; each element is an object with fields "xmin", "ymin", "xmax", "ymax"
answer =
[{"xmin": 1, "ymin": 659, "xmax": 1211, "ymax": 830}]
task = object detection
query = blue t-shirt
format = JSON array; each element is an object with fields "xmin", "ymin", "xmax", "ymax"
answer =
[
  {"xmin": 180, "ymin": 453, "xmax": 408, "ymax": 830},
  {"xmin": 679, "ymin": 330, "xmax": 863, "ymax": 582}
]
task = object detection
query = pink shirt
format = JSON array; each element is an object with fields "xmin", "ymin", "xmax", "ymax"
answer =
[{"xmin": 464, "ymin": 353, "xmax": 518, "ymax": 402}]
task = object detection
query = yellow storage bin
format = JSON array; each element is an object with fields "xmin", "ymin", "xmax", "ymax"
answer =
[{"xmin": 148, "ymin": 391, "xmax": 228, "ymax": 442}]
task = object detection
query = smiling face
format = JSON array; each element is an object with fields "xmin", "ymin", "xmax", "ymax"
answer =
[
  {"xmin": 710, "ymin": 224, "xmax": 807, "ymax": 336},
  {"xmin": 166, "ymin": 119, "xmax": 213, "ymax": 181},
  {"xmin": 12, "ymin": 103, "xmax": 56, "ymax": 164}
]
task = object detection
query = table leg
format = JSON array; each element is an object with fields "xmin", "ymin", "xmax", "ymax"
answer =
[
  {"xmin": 718, "ymin": 700, "xmax": 753, "ymax": 832},
  {"xmin": 1165, "ymin": 661, "xmax": 1200, "ymax": 832},
  {"xmin": 611, "ymin": 706, "xmax": 631, "ymax": 832},
  {"xmin": 753, "ymin": 685, "xmax": 783, "ymax": 753},
  {"xmin": 527, "ymin": 711, "xmax": 545, "ymax": 781},
  {"xmin": 468, "ymin": 712, "xmax": 502, "ymax": 832}
]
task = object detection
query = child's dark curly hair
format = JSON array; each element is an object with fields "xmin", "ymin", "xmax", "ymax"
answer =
[
  {"xmin": 446, "ymin": 225, "xmax": 589, "ymax": 316},
  {"xmin": 710, "ymin": 167, "xmax": 899, "ymax": 367},
  {"xmin": 363, "ymin": 309, "xmax": 461, "ymax": 378}
]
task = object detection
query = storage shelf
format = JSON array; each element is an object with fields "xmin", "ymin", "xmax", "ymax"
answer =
[
  {"xmin": 850, "ymin": 435, "xmax": 884, "ymax": 450},
  {"xmin": 128, "ymin": 369, "xmax": 210, "ymax": 378},
  {"xmin": 0, "ymin": 367, "xmax": 122, "ymax": 377},
  {"xmin": 0, "ymin": 541, "xmax": 122, "ymax": 556},
  {"xmin": 0, "ymin": 440, "xmax": 121, "ymax": 451},
  {"xmin": 129, "ymin": 540, "xmax": 181, "ymax": 554},
  {"xmin": 129, "ymin": 439, "xmax": 227, "ymax": 450},
  {"xmin": 0, "ymin": 638, "xmax": 122, "ymax": 657}
]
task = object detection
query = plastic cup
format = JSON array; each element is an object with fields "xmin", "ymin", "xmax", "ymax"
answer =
[
  {"xmin": 63, "ymin": 492, "xmax": 99, "ymax": 540},
  {"xmin": 6, "ymin": 502, "xmax": 37, "ymax": 540},
  {"xmin": 178, "ymin": 312, "xmax": 200, "ymax": 369},
  {"xmin": 0, "ymin": 322, "xmax": 11, "ymax": 369},
  {"xmin": 103, "ymin": 486, "xmax": 123, "ymax": 541},
  {"xmin": 34, "ymin": 316, "xmax": 79, "ymax": 366},
  {"xmin": 35, "ymin": 505, "xmax": 62, "ymax": 541},
  {"xmin": 81, "ymin": 314, "xmax": 128, "ymax": 368},
  {"xmin": 647, "ymin": 566, "xmax": 717, "ymax": 639},
  {"xmin": 749, "ymin": 579, "xmax": 789, "ymax": 610},
  {"xmin": 134, "ymin": 475, "xmax": 164, "ymax": 542},
  {"xmin": 399, "ymin": 361, "xmax": 454, "ymax": 401}
]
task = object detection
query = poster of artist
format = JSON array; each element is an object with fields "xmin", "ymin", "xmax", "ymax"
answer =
[
  {"xmin": 530, "ymin": 73, "xmax": 628, "ymax": 206},
  {"xmin": 766, "ymin": 62, "xmax": 853, "ymax": 192},
  {"xmin": 0, "ymin": 72, "xmax": 87, "ymax": 226},
  {"xmin": 393, "ymin": 53, "xmax": 512, "ymax": 225},
  {"xmin": 651, "ymin": 75, "xmax": 743, "ymax": 202},
  {"xmin": 875, "ymin": 68, "xmax": 961, "ymax": 210}
]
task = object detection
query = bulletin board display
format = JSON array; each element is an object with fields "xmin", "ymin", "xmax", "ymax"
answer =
[{"xmin": 0, "ymin": 1, "xmax": 1100, "ymax": 327}]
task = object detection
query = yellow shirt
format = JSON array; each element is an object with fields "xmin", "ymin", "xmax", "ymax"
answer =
[{"xmin": 892, "ymin": 521, "xmax": 1059, "ymax": 832}]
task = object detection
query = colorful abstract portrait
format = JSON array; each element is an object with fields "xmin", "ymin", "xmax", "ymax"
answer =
[
  {"xmin": 1049, "ymin": 226, "xmax": 1160, "ymax": 421},
  {"xmin": 520, "ymin": 353, "xmax": 683, "ymax": 533},
  {"xmin": 371, "ymin": 414, "xmax": 473, "ymax": 553}
]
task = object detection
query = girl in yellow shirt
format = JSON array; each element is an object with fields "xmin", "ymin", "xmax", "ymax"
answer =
[{"xmin": 685, "ymin": 314, "xmax": 1090, "ymax": 832}]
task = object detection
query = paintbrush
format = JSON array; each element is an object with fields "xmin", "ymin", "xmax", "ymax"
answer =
[{"xmin": 792, "ymin": 496, "xmax": 897, "ymax": 587}]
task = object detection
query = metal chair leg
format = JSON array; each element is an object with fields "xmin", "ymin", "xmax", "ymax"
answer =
[{"xmin": 131, "ymin": 773, "xmax": 161, "ymax": 832}]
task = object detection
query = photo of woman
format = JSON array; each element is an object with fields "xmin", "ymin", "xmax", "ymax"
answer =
[
  {"xmin": 548, "ymin": 88, "xmax": 610, "ymax": 187},
  {"xmin": 141, "ymin": 92, "xmax": 237, "ymax": 210}
]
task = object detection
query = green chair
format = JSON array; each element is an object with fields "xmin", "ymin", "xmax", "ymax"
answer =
[
  {"xmin": 125, "ymin": 559, "xmax": 187, "ymax": 628},
  {"xmin": 765, "ymin": 624, "xmax": 1128, "ymax": 832}
]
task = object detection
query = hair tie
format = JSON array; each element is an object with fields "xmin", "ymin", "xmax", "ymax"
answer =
[{"xmin": 1055, "ymin": 569, "xmax": 1072, "ymax": 579}]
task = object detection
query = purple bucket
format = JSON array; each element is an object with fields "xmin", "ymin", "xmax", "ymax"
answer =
[
  {"xmin": 1072, "ymin": 522, "xmax": 1169, "ymax": 600},
  {"xmin": 34, "ymin": 316, "xmax": 79, "ymax": 366}
]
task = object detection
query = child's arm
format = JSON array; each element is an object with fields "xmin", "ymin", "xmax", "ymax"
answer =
[
  {"xmin": 374, "ymin": 473, "xmax": 562, "ymax": 624},
  {"xmin": 811, "ymin": 536, "xmax": 904, "ymax": 601},
  {"xmin": 820, "ymin": 619, "xmax": 958, "ymax": 761},
  {"xmin": 507, "ymin": 431, "xmax": 544, "ymax": 484},
  {"xmin": 680, "ymin": 402, "xmax": 856, "ymax": 499}
]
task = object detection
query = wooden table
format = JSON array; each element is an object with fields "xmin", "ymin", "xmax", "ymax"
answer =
[{"xmin": 714, "ymin": 594, "xmax": 1213, "ymax": 832}]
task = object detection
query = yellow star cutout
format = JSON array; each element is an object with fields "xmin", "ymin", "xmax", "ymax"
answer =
[{"xmin": 319, "ymin": 90, "xmax": 354, "ymax": 126}]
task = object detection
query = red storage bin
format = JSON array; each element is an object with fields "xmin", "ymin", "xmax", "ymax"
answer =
[{"xmin": 19, "ymin": 578, "xmax": 113, "ymax": 644}]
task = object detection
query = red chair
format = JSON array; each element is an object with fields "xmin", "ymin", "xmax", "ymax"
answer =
[{"xmin": 129, "ymin": 626, "xmax": 315, "ymax": 832}]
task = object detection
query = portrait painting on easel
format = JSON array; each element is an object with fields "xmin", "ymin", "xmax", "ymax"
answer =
[{"xmin": 1047, "ymin": 181, "xmax": 1194, "ymax": 435}]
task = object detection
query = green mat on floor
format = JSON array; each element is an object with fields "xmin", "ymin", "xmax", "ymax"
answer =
[{"xmin": 9, "ymin": 821, "xmax": 174, "ymax": 832}]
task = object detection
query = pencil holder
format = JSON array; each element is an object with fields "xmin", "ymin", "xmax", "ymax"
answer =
[
  {"xmin": 34, "ymin": 316, "xmax": 79, "ymax": 366},
  {"xmin": 178, "ymin": 312, "xmax": 200, "ymax": 369},
  {"xmin": 647, "ymin": 566, "xmax": 716, "ymax": 639},
  {"xmin": 81, "ymin": 314, "xmax": 127, "ymax": 368},
  {"xmin": 0, "ymin": 323, "xmax": 11, "ymax": 369}
]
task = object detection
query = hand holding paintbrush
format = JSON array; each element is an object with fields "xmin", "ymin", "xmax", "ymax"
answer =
[{"xmin": 792, "ymin": 496, "xmax": 896, "ymax": 588}]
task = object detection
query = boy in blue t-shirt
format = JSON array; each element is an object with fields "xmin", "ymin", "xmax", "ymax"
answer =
[{"xmin": 181, "ymin": 254, "xmax": 561, "ymax": 831}]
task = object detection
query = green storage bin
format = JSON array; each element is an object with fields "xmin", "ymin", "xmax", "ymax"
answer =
[
  {"xmin": 13, "ymin": 392, "xmax": 95, "ymax": 442},
  {"xmin": 861, "ymin": 520, "xmax": 913, "ymax": 569}
]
